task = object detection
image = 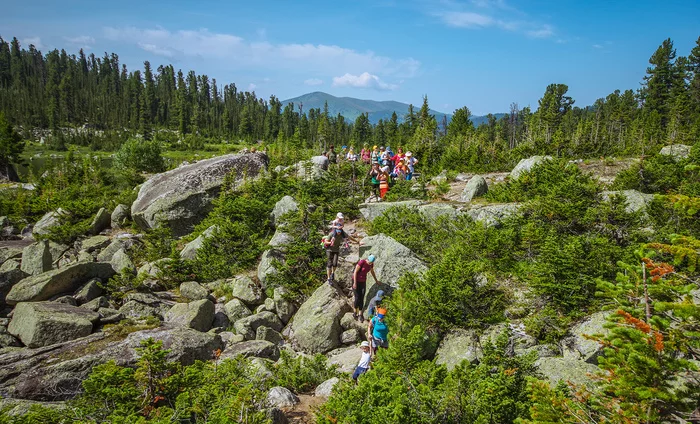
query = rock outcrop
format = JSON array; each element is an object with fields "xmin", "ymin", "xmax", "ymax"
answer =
[
  {"xmin": 8, "ymin": 302, "xmax": 100, "ymax": 348},
  {"xmin": 6, "ymin": 262, "xmax": 116, "ymax": 304},
  {"xmin": 509, "ymin": 156, "xmax": 552, "ymax": 180},
  {"xmin": 461, "ymin": 175, "xmax": 488, "ymax": 202},
  {"xmin": 287, "ymin": 284, "xmax": 351, "ymax": 354},
  {"xmin": 358, "ymin": 234, "xmax": 427, "ymax": 299},
  {"xmin": 131, "ymin": 152, "xmax": 268, "ymax": 236},
  {"xmin": 659, "ymin": 144, "xmax": 691, "ymax": 161},
  {"xmin": 600, "ymin": 190, "xmax": 654, "ymax": 214},
  {"xmin": 270, "ymin": 196, "xmax": 298, "ymax": 227}
]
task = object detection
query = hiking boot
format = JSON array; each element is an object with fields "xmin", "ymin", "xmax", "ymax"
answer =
[
  {"xmin": 327, "ymin": 278, "xmax": 333, "ymax": 286},
  {"xmin": 359, "ymin": 315, "xmax": 365, "ymax": 323},
  {"xmin": 330, "ymin": 273, "xmax": 335, "ymax": 282},
  {"xmin": 353, "ymin": 312, "xmax": 358, "ymax": 320}
]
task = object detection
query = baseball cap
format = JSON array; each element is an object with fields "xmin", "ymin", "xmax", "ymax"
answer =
[
  {"xmin": 376, "ymin": 308, "xmax": 387, "ymax": 318},
  {"xmin": 368, "ymin": 254, "xmax": 376, "ymax": 263},
  {"xmin": 336, "ymin": 212, "xmax": 344, "ymax": 220},
  {"xmin": 360, "ymin": 341, "xmax": 370, "ymax": 347},
  {"xmin": 376, "ymin": 290, "xmax": 384, "ymax": 299}
]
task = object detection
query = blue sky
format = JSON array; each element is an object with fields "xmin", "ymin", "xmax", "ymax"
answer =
[{"xmin": 1, "ymin": 0, "xmax": 699, "ymax": 115}]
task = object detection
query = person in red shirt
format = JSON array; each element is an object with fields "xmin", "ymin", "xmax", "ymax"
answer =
[{"xmin": 352, "ymin": 254, "xmax": 380, "ymax": 322}]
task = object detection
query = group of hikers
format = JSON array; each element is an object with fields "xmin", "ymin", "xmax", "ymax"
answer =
[
  {"xmin": 320, "ymin": 211, "xmax": 389, "ymax": 383},
  {"xmin": 324, "ymin": 144, "xmax": 418, "ymax": 200}
]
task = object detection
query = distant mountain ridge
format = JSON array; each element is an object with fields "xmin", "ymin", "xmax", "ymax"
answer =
[{"xmin": 281, "ymin": 92, "xmax": 502, "ymax": 126}]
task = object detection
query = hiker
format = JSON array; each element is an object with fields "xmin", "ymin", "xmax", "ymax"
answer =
[
  {"xmin": 323, "ymin": 226, "xmax": 346, "ymax": 284},
  {"xmin": 378, "ymin": 165, "xmax": 390, "ymax": 199},
  {"xmin": 405, "ymin": 151, "xmax": 418, "ymax": 180},
  {"xmin": 365, "ymin": 289, "xmax": 385, "ymax": 320},
  {"xmin": 392, "ymin": 147, "xmax": 405, "ymax": 168},
  {"xmin": 352, "ymin": 254, "xmax": 380, "ymax": 322},
  {"xmin": 327, "ymin": 145, "xmax": 338, "ymax": 164},
  {"xmin": 368, "ymin": 163, "xmax": 381, "ymax": 200},
  {"xmin": 361, "ymin": 144, "xmax": 371, "ymax": 164},
  {"xmin": 368, "ymin": 308, "xmax": 389, "ymax": 356},
  {"xmin": 346, "ymin": 147, "xmax": 357, "ymax": 162},
  {"xmin": 394, "ymin": 158, "xmax": 407, "ymax": 180},
  {"xmin": 370, "ymin": 145, "xmax": 380, "ymax": 165},
  {"xmin": 330, "ymin": 212, "xmax": 344, "ymax": 230},
  {"xmin": 340, "ymin": 145, "xmax": 348, "ymax": 161},
  {"xmin": 352, "ymin": 341, "xmax": 372, "ymax": 383},
  {"xmin": 379, "ymin": 146, "xmax": 390, "ymax": 168}
]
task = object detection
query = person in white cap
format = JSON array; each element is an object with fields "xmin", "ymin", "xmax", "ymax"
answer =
[
  {"xmin": 352, "ymin": 254, "xmax": 380, "ymax": 322},
  {"xmin": 352, "ymin": 341, "xmax": 372, "ymax": 383},
  {"xmin": 330, "ymin": 212, "xmax": 344, "ymax": 230},
  {"xmin": 405, "ymin": 151, "xmax": 418, "ymax": 180}
]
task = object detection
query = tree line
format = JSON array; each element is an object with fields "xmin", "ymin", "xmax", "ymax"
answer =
[{"xmin": 0, "ymin": 35, "xmax": 699, "ymax": 169}]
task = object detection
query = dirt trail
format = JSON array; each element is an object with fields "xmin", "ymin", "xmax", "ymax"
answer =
[{"xmin": 285, "ymin": 394, "xmax": 326, "ymax": 424}]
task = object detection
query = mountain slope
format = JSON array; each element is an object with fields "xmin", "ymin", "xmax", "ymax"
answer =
[{"xmin": 281, "ymin": 92, "xmax": 503, "ymax": 126}]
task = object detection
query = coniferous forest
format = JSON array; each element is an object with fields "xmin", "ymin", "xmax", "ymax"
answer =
[{"xmin": 0, "ymin": 32, "xmax": 699, "ymax": 424}]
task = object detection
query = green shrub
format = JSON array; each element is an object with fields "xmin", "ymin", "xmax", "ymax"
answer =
[
  {"xmin": 270, "ymin": 350, "xmax": 340, "ymax": 393},
  {"xmin": 113, "ymin": 138, "xmax": 165, "ymax": 173}
]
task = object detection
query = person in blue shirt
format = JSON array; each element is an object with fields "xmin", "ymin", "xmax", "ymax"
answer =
[{"xmin": 367, "ymin": 307, "xmax": 389, "ymax": 357}]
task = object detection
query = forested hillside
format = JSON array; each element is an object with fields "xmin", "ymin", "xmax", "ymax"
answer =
[{"xmin": 1, "ymin": 36, "xmax": 699, "ymax": 172}]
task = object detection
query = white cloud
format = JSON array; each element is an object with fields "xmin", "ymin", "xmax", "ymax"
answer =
[
  {"xmin": 526, "ymin": 24, "xmax": 554, "ymax": 38},
  {"xmin": 304, "ymin": 78, "xmax": 324, "ymax": 86},
  {"xmin": 247, "ymin": 83, "xmax": 257, "ymax": 91},
  {"xmin": 592, "ymin": 44, "xmax": 603, "ymax": 49},
  {"xmin": 103, "ymin": 26, "xmax": 420, "ymax": 78},
  {"xmin": 21, "ymin": 37, "xmax": 42, "ymax": 49},
  {"xmin": 438, "ymin": 11, "xmax": 494, "ymax": 28},
  {"xmin": 137, "ymin": 42, "xmax": 175, "ymax": 57},
  {"xmin": 64, "ymin": 35, "xmax": 95, "ymax": 46},
  {"xmin": 332, "ymin": 72, "xmax": 398, "ymax": 91}
]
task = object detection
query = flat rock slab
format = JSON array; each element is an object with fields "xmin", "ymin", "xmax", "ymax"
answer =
[
  {"xmin": 131, "ymin": 152, "xmax": 269, "ymax": 237},
  {"xmin": 8, "ymin": 302, "xmax": 100, "ymax": 348},
  {"xmin": 359, "ymin": 200, "xmax": 423, "ymax": 222},
  {"xmin": 6, "ymin": 262, "xmax": 116, "ymax": 304},
  {"xmin": 220, "ymin": 340, "xmax": 280, "ymax": 361}
]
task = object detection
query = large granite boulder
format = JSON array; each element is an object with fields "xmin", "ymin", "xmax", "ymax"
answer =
[
  {"xmin": 96, "ymin": 240, "xmax": 123, "ymax": 262},
  {"xmin": 267, "ymin": 387, "xmax": 299, "ymax": 408},
  {"xmin": 0, "ymin": 325, "xmax": 223, "ymax": 400},
  {"xmin": 270, "ymin": 196, "xmax": 298, "ymax": 227},
  {"xmin": 273, "ymin": 287, "xmax": 296, "ymax": 324},
  {"xmin": 600, "ymin": 190, "xmax": 654, "ymax": 214},
  {"xmin": 6, "ymin": 262, "xmax": 116, "ymax": 304},
  {"xmin": 417, "ymin": 203, "xmax": 461, "ymax": 221},
  {"xmin": 358, "ymin": 234, "xmax": 428, "ymax": 301},
  {"xmin": 310, "ymin": 155, "xmax": 330, "ymax": 170},
  {"xmin": 0, "ymin": 247, "xmax": 23, "ymax": 266},
  {"xmin": 32, "ymin": 208, "xmax": 69, "ymax": 237},
  {"xmin": 119, "ymin": 292, "xmax": 173, "ymax": 319},
  {"xmin": 315, "ymin": 377, "xmax": 340, "ymax": 398},
  {"xmin": 534, "ymin": 357, "xmax": 599, "ymax": 387},
  {"xmin": 509, "ymin": 156, "xmax": 553, "ymax": 180},
  {"xmin": 224, "ymin": 298, "xmax": 253, "ymax": 322},
  {"xmin": 110, "ymin": 204, "xmax": 131, "ymax": 229},
  {"xmin": 131, "ymin": 152, "xmax": 269, "ymax": 236},
  {"xmin": 461, "ymin": 175, "xmax": 488, "ymax": 202},
  {"xmin": 268, "ymin": 230, "xmax": 293, "ymax": 250},
  {"xmin": 359, "ymin": 200, "xmax": 422, "ymax": 222},
  {"xmin": 110, "ymin": 248, "xmax": 135, "ymax": 274},
  {"xmin": 20, "ymin": 241, "xmax": 53, "ymax": 276},
  {"xmin": 659, "ymin": 144, "xmax": 691, "ymax": 161},
  {"xmin": 164, "ymin": 299, "xmax": 215, "ymax": 332},
  {"xmin": 466, "ymin": 203, "xmax": 522, "ymax": 227},
  {"xmin": 8, "ymin": 302, "xmax": 100, "ymax": 348},
  {"xmin": 562, "ymin": 311, "xmax": 612, "ymax": 364},
  {"xmin": 256, "ymin": 326, "xmax": 284, "ymax": 345},
  {"xmin": 179, "ymin": 281, "xmax": 209, "ymax": 301},
  {"xmin": 89, "ymin": 208, "xmax": 111, "ymax": 235},
  {"xmin": 0, "ymin": 260, "xmax": 27, "ymax": 307},
  {"xmin": 258, "ymin": 249, "xmax": 284, "ymax": 289},
  {"xmin": 326, "ymin": 347, "xmax": 359, "ymax": 373},
  {"xmin": 435, "ymin": 329, "xmax": 482, "ymax": 370},
  {"xmin": 180, "ymin": 225, "xmax": 218, "ymax": 260},
  {"xmin": 234, "ymin": 311, "xmax": 283, "ymax": 340},
  {"xmin": 288, "ymin": 283, "xmax": 352, "ymax": 354},
  {"xmin": 220, "ymin": 340, "xmax": 280, "ymax": 361},
  {"xmin": 230, "ymin": 275, "xmax": 264, "ymax": 306},
  {"xmin": 73, "ymin": 278, "xmax": 103, "ymax": 304},
  {"xmin": 81, "ymin": 235, "xmax": 111, "ymax": 253}
]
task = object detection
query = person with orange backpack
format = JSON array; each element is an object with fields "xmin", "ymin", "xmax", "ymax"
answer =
[{"xmin": 367, "ymin": 307, "xmax": 389, "ymax": 357}]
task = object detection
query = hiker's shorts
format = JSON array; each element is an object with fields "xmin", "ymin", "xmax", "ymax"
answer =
[{"xmin": 326, "ymin": 250, "xmax": 339, "ymax": 268}]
